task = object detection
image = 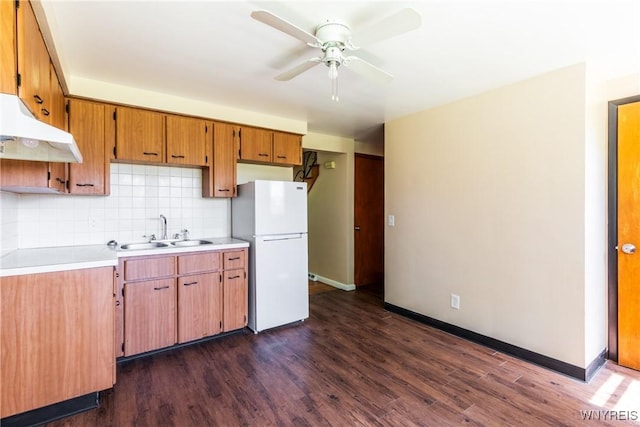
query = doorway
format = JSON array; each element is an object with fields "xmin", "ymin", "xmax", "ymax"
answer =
[
  {"xmin": 608, "ymin": 95, "xmax": 640, "ymax": 370},
  {"xmin": 354, "ymin": 154, "xmax": 384, "ymax": 287}
]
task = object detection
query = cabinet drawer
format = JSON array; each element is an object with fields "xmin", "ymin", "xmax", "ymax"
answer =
[
  {"xmin": 178, "ymin": 252, "xmax": 221, "ymax": 275},
  {"xmin": 224, "ymin": 250, "xmax": 245, "ymax": 270},
  {"xmin": 123, "ymin": 256, "xmax": 175, "ymax": 281}
]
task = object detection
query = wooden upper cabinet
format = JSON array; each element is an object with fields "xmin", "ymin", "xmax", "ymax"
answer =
[
  {"xmin": 1, "ymin": 0, "xmax": 16, "ymax": 94},
  {"xmin": 239, "ymin": 127, "xmax": 273, "ymax": 163},
  {"xmin": 166, "ymin": 115, "xmax": 207, "ymax": 166},
  {"xmin": 16, "ymin": 0, "xmax": 50, "ymax": 119},
  {"xmin": 115, "ymin": 106, "xmax": 165, "ymax": 163},
  {"xmin": 48, "ymin": 65, "xmax": 67, "ymax": 192},
  {"xmin": 273, "ymin": 132, "xmax": 302, "ymax": 166},
  {"xmin": 203, "ymin": 122, "xmax": 238, "ymax": 198},
  {"xmin": 238, "ymin": 127, "xmax": 303, "ymax": 167},
  {"xmin": 48, "ymin": 63, "xmax": 65, "ymax": 130},
  {"xmin": 68, "ymin": 98, "xmax": 109, "ymax": 195}
]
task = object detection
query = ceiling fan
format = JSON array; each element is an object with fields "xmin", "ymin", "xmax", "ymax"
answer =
[{"xmin": 251, "ymin": 8, "xmax": 422, "ymax": 101}]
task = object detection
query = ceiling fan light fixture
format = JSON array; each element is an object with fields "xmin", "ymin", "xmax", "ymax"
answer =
[{"xmin": 328, "ymin": 60, "xmax": 339, "ymax": 101}]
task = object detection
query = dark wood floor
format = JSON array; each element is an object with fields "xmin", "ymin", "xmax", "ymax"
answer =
[{"xmin": 48, "ymin": 284, "xmax": 640, "ymax": 426}]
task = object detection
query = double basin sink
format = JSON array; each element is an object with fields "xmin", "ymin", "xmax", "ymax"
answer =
[{"xmin": 120, "ymin": 240, "xmax": 213, "ymax": 251}]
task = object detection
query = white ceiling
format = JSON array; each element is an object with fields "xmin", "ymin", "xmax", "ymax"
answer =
[{"xmin": 37, "ymin": 0, "xmax": 639, "ymax": 139}]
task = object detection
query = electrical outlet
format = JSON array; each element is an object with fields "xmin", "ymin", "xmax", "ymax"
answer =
[
  {"xmin": 388, "ymin": 215, "xmax": 395, "ymax": 227},
  {"xmin": 451, "ymin": 294, "xmax": 460, "ymax": 310}
]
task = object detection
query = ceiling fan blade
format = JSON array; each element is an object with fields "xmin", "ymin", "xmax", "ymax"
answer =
[
  {"xmin": 275, "ymin": 58, "xmax": 322, "ymax": 81},
  {"xmin": 353, "ymin": 8, "xmax": 422, "ymax": 47},
  {"xmin": 251, "ymin": 10, "xmax": 320, "ymax": 46},
  {"xmin": 343, "ymin": 56, "xmax": 393, "ymax": 84}
]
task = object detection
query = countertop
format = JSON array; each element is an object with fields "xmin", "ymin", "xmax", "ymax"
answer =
[{"xmin": 0, "ymin": 237, "xmax": 249, "ymax": 277}]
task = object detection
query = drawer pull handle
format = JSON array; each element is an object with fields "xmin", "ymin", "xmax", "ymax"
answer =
[
  {"xmin": 115, "ymin": 300, "xmax": 121, "ymax": 306},
  {"xmin": 228, "ymin": 257, "xmax": 240, "ymax": 260},
  {"xmin": 171, "ymin": 155, "xmax": 185, "ymax": 159},
  {"xmin": 258, "ymin": 153, "xmax": 269, "ymax": 157},
  {"xmin": 41, "ymin": 108, "xmax": 50, "ymax": 116},
  {"xmin": 33, "ymin": 94, "xmax": 43, "ymax": 104},
  {"xmin": 183, "ymin": 281, "xmax": 198, "ymax": 286},
  {"xmin": 76, "ymin": 183, "xmax": 95, "ymax": 187},
  {"xmin": 219, "ymin": 189, "xmax": 230, "ymax": 192},
  {"xmin": 55, "ymin": 178, "xmax": 66, "ymax": 184},
  {"xmin": 153, "ymin": 286, "xmax": 170, "ymax": 290},
  {"xmin": 143, "ymin": 152, "xmax": 159, "ymax": 156},
  {"xmin": 277, "ymin": 155, "xmax": 286, "ymax": 159},
  {"xmin": 228, "ymin": 275, "xmax": 241, "ymax": 279}
]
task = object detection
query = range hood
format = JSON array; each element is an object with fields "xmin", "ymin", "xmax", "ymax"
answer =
[{"xmin": 0, "ymin": 93, "xmax": 82, "ymax": 163}]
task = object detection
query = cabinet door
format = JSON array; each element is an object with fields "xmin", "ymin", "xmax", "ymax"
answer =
[
  {"xmin": 1, "ymin": 268, "xmax": 114, "ymax": 418},
  {"xmin": 166, "ymin": 115, "xmax": 207, "ymax": 166},
  {"xmin": 239, "ymin": 127, "xmax": 273, "ymax": 163},
  {"xmin": 273, "ymin": 132, "xmax": 302, "ymax": 166},
  {"xmin": 223, "ymin": 269, "xmax": 247, "ymax": 332},
  {"xmin": 68, "ymin": 99, "xmax": 107, "ymax": 194},
  {"xmin": 177, "ymin": 273, "xmax": 222, "ymax": 343},
  {"xmin": 211, "ymin": 122, "xmax": 238, "ymax": 197},
  {"xmin": 1, "ymin": 0, "xmax": 16, "ymax": 94},
  {"xmin": 16, "ymin": 0, "xmax": 48, "ymax": 119},
  {"xmin": 0, "ymin": 159, "xmax": 48, "ymax": 189},
  {"xmin": 115, "ymin": 106, "xmax": 165, "ymax": 163},
  {"xmin": 124, "ymin": 278, "xmax": 176, "ymax": 356},
  {"xmin": 48, "ymin": 64, "xmax": 67, "ymax": 192}
]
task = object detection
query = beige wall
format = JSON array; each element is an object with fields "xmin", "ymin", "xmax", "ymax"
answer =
[
  {"xmin": 386, "ymin": 64, "xmax": 591, "ymax": 367},
  {"xmin": 303, "ymin": 133, "xmax": 356, "ymax": 286},
  {"xmin": 68, "ymin": 77, "xmax": 307, "ymax": 134},
  {"xmin": 237, "ymin": 163, "xmax": 292, "ymax": 184},
  {"xmin": 307, "ymin": 151, "xmax": 352, "ymax": 285}
]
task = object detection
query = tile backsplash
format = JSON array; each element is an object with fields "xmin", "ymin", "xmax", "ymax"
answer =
[
  {"xmin": 10, "ymin": 163, "xmax": 230, "ymax": 249},
  {"xmin": 0, "ymin": 191, "xmax": 19, "ymax": 255}
]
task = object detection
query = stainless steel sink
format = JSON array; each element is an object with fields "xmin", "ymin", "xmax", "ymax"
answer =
[
  {"xmin": 170, "ymin": 239, "xmax": 213, "ymax": 247},
  {"xmin": 120, "ymin": 242, "xmax": 169, "ymax": 250}
]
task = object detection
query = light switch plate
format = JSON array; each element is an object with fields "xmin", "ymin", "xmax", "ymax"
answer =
[{"xmin": 388, "ymin": 215, "xmax": 395, "ymax": 227}]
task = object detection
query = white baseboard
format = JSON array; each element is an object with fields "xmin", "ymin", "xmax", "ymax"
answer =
[{"xmin": 311, "ymin": 273, "xmax": 356, "ymax": 291}]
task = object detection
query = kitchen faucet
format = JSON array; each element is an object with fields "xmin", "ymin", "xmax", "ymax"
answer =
[{"xmin": 159, "ymin": 214, "xmax": 168, "ymax": 240}]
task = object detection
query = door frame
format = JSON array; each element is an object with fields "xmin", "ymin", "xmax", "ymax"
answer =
[{"xmin": 607, "ymin": 94, "xmax": 640, "ymax": 362}]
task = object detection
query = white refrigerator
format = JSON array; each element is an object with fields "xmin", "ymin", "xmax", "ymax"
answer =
[{"xmin": 231, "ymin": 180, "xmax": 309, "ymax": 332}]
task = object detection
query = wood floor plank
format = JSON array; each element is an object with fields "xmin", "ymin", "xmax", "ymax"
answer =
[{"xmin": 43, "ymin": 284, "xmax": 640, "ymax": 426}]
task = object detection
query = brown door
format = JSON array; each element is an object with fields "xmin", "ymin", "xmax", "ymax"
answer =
[
  {"xmin": 617, "ymin": 101, "xmax": 640, "ymax": 370},
  {"xmin": 354, "ymin": 154, "xmax": 384, "ymax": 286}
]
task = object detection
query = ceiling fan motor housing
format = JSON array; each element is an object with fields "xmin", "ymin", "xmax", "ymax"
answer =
[
  {"xmin": 315, "ymin": 21, "xmax": 351, "ymax": 47},
  {"xmin": 315, "ymin": 21, "xmax": 351, "ymax": 68}
]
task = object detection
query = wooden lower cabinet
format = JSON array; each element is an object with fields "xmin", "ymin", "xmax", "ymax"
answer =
[
  {"xmin": 124, "ymin": 278, "xmax": 177, "ymax": 356},
  {"xmin": 178, "ymin": 272, "xmax": 223, "ymax": 343},
  {"xmin": 118, "ymin": 248, "xmax": 247, "ymax": 358},
  {"xmin": 1, "ymin": 267, "xmax": 115, "ymax": 418},
  {"xmin": 223, "ymin": 269, "xmax": 248, "ymax": 331}
]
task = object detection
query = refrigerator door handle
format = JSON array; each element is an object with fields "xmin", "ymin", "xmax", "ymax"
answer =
[{"xmin": 260, "ymin": 233, "xmax": 304, "ymax": 241}]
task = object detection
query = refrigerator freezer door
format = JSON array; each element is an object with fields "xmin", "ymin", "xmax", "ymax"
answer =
[
  {"xmin": 250, "ymin": 233, "xmax": 309, "ymax": 332},
  {"xmin": 254, "ymin": 180, "xmax": 307, "ymax": 235}
]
